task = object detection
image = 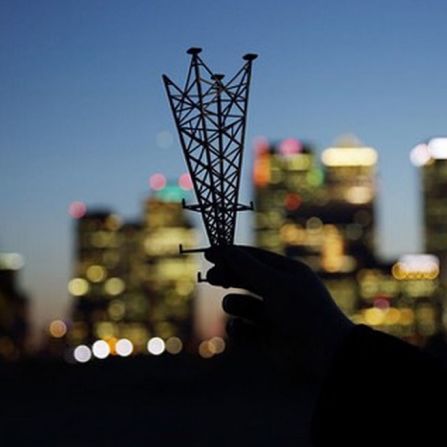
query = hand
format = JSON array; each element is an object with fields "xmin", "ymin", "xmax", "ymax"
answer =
[{"xmin": 205, "ymin": 245, "xmax": 354, "ymax": 380}]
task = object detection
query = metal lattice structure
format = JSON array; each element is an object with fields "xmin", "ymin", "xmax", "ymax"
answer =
[{"xmin": 163, "ymin": 48, "xmax": 257, "ymax": 252}]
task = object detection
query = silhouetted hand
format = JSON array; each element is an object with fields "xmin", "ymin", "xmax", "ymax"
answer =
[{"xmin": 205, "ymin": 246, "xmax": 354, "ymax": 380}]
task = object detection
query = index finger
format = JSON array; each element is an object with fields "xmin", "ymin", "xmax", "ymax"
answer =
[{"xmin": 205, "ymin": 245, "xmax": 283, "ymax": 298}]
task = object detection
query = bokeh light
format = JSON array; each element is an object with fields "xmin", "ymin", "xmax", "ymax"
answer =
[
  {"xmin": 0, "ymin": 253, "xmax": 24, "ymax": 270},
  {"xmin": 49, "ymin": 320, "xmax": 67, "ymax": 338},
  {"xmin": 165, "ymin": 337, "xmax": 183, "ymax": 354},
  {"xmin": 364, "ymin": 308, "xmax": 385, "ymax": 326},
  {"xmin": 68, "ymin": 201, "xmax": 87, "ymax": 219},
  {"xmin": 208, "ymin": 336, "xmax": 225, "ymax": 354},
  {"xmin": 428, "ymin": 137, "xmax": 447, "ymax": 159},
  {"xmin": 198, "ymin": 340, "xmax": 214, "ymax": 359},
  {"xmin": 86, "ymin": 265, "xmax": 107, "ymax": 283},
  {"xmin": 410, "ymin": 143, "xmax": 431, "ymax": 167},
  {"xmin": 92, "ymin": 340, "xmax": 110, "ymax": 359},
  {"xmin": 147, "ymin": 337, "xmax": 165, "ymax": 355},
  {"xmin": 253, "ymin": 136, "xmax": 270, "ymax": 154},
  {"xmin": 108, "ymin": 300, "xmax": 125, "ymax": 320},
  {"xmin": 74, "ymin": 345, "xmax": 92, "ymax": 363},
  {"xmin": 178, "ymin": 173, "xmax": 193, "ymax": 190},
  {"xmin": 373, "ymin": 298, "xmax": 390, "ymax": 311},
  {"xmin": 285, "ymin": 193, "xmax": 302, "ymax": 211},
  {"xmin": 115, "ymin": 338, "xmax": 133, "ymax": 357},
  {"xmin": 68, "ymin": 278, "xmax": 89, "ymax": 296},
  {"xmin": 149, "ymin": 173, "xmax": 166, "ymax": 190},
  {"xmin": 104, "ymin": 277, "xmax": 125, "ymax": 296},
  {"xmin": 280, "ymin": 138, "xmax": 302, "ymax": 156}
]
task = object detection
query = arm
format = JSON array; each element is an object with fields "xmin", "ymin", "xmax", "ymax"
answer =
[
  {"xmin": 312, "ymin": 324, "xmax": 447, "ymax": 446},
  {"xmin": 206, "ymin": 245, "xmax": 447, "ymax": 446}
]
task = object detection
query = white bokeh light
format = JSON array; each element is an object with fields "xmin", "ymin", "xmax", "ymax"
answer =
[
  {"xmin": 428, "ymin": 138, "xmax": 447, "ymax": 160},
  {"xmin": 92, "ymin": 340, "xmax": 110, "ymax": 359},
  {"xmin": 410, "ymin": 143, "xmax": 431, "ymax": 166},
  {"xmin": 147, "ymin": 337, "xmax": 165, "ymax": 355},
  {"xmin": 74, "ymin": 345, "xmax": 92, "ymax": 363},
  {"xmin": 116, "ymin": 338, "xmax": 133, "ymax": 357}
]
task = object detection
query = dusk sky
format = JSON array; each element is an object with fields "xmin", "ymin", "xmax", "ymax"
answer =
[{"xmin": 2, "ymin": 0, "xmax": 447, "ymax": 338}]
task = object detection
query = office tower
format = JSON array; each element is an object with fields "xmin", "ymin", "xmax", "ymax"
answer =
[
  {"xmin": 252, "ymin": 135, "xmax": 443, "ymax": 343},
  {"xmin": 67, "ymin": 177, "xmax": 198, "ymax": 357},
  {"xmin": 0, "ymin": 253, "xmax": 28, "ymax": 361},
  {"xmin": 253, "ymin": 137, "xmax": 325, "ymax": 255},
  {"xmin": 142, "ymin": 178, "xmax": 198, "ymax": 347},
  {"xmin": 253, "ymin": 136, "xmax": 378, "ymax": 315},
  {"xmin": 355, "ymin": 254, "xmax": 441, "ymax": 343},
  {"xmin": 68, "ymin": 209, "xmax": 126, "ymax": 347},
  {"xmin": 320, "ymin": 135, "xmax": 378, "ymax": 267},
  {"xmin": 411, "ymin": 138, "xmax": 447, "ymax": 281},
  {"xmin": 411, "ymin": 137, "xmax": 447, "ymax": 332},
  {"xmin": 254, "ymin": 135, "xmax": 378, "ymax": 265}
]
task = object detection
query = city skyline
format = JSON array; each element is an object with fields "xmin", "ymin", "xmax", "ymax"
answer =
[
  {"xmin": 3, "ymin": 1, "xmax": 447, "ymax": 338},
  {"xmin": 4, "ymin": 134, "xmax": 443, "ymax": 347}
]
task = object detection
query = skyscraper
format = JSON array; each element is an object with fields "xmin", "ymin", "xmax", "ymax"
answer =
[
  {"xmin": 253, "ymin": 136, "xmax": 442, "ymax": 343},
  {"xmin": 67, "ymin": 177, "xmax": 198, "ymax": 358},
  {"xmin": 410, "ymin": 137, "xmax": 447, "ymax": 332},
  {"xmin": 253, "ymin": 136, "xmax": 378, "ymax": 315},
  {"xmin": 141, "ymin": 180, "xmax": 198, "ymax": 347},
  {"xmin": 253, "ymin": 137, "xmax": 324, "ymax": 256},
  {"xmin": 68, "ymin": 210, "xmax": 126, "ymax": 348},
  {"xmin": 0, "ymin": 253, "xmax": 28, "ymax": 361},
  {"xmin": 321, "ymin": 135, "xmax": 377, "ymax": 261},
  {"xmin": 411, "ymin": 138, "xmax": 447, "ymax": 281}
]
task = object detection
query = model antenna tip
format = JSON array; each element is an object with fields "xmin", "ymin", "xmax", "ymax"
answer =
[
  {"xmin": 243, "ymin": 53, "xmax": 258, "ymax": 61},
  {"xmin": 187, "ymin": 47, "xmax": 203, "ymax": 55}
]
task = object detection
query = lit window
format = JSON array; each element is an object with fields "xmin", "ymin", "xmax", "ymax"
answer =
[
  {"xmin": 68, "ymin": 278, "xmax": 89, "ymax": 296},
  {"xmin": 86, "ymin": 265, "xmax": 107, "ymax": 283},
  {"xmin": 104, "ymin": 277, "xmax": 125, "ymax": 295}
]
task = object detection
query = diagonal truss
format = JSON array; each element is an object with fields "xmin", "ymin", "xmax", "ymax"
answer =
[{"xmin": 163, "ymin": 48, "xmax": 257, "ymax": 247}]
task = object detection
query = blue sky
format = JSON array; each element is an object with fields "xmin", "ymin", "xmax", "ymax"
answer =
[{"xmin": 2, "ymin": 0, "xmax": 447, "ymax": 337}]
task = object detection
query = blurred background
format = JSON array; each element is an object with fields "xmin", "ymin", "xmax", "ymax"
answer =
[{"xmin": 2, "ymin": 1, "xmax": 447, "ymax": 445}]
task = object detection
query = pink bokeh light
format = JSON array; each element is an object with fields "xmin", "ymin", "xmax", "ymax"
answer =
[
  {"xmin": 373, "ymin": 297, "xmax": 390, "ymax": 310},
  {"xmin": 68, "ymin": 201, "xmax": 87, "ymax": 219},
  {"xmin": 149, "ymin": 173, "xmax": 167, "ymax": 190},
  {"xmin": 280, "ymin": 138, "xmax": 302, "ymax": 156},
  {"xmin": 178, "ymin": 173, "xmax": 193, "ymax": 190}
]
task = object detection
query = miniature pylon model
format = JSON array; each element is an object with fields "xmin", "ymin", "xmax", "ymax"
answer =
[{"xmin": 163, "ymin": 48, "xmax": 257, "ymax": 254}]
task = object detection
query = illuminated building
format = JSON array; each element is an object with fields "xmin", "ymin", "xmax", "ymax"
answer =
[
  {"xmin": 253, "ymin": 135, "xmax": 445, "ymax": 343},
  {"xmin": 254, "ymin": 136, "xmax": 378, "ymax": 315},
  {"xmin": 320, "ymin": 135, "xmax": 377, "ymax": 266},
  {"xmin": 0, "ymin": 253, "xmax": 29, "ymax": 361},
  {"xmin": 67, "ymin": 176, "xmax": 198, "ymax": 357},
  {"xmin": 411, "ymin": 138, "xmax": 447, "ymax": 282},
  {"xmin": 353, "ymin": 254, "xmax": 442, "ymax": 343},
  {"xmin": 410, "ymin": 137, "xmax": 447, "ymax": 332},
  {"xmin": 254, "ymin": 137, "xmax": 325, "ymax": 255},
  {"xmin": 142, "ymin": 178, "xmax": 198, "ymax": 347},
  {"xmin": 68, "ymin": 209, "xmax": 125, "ymax": 347}
]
